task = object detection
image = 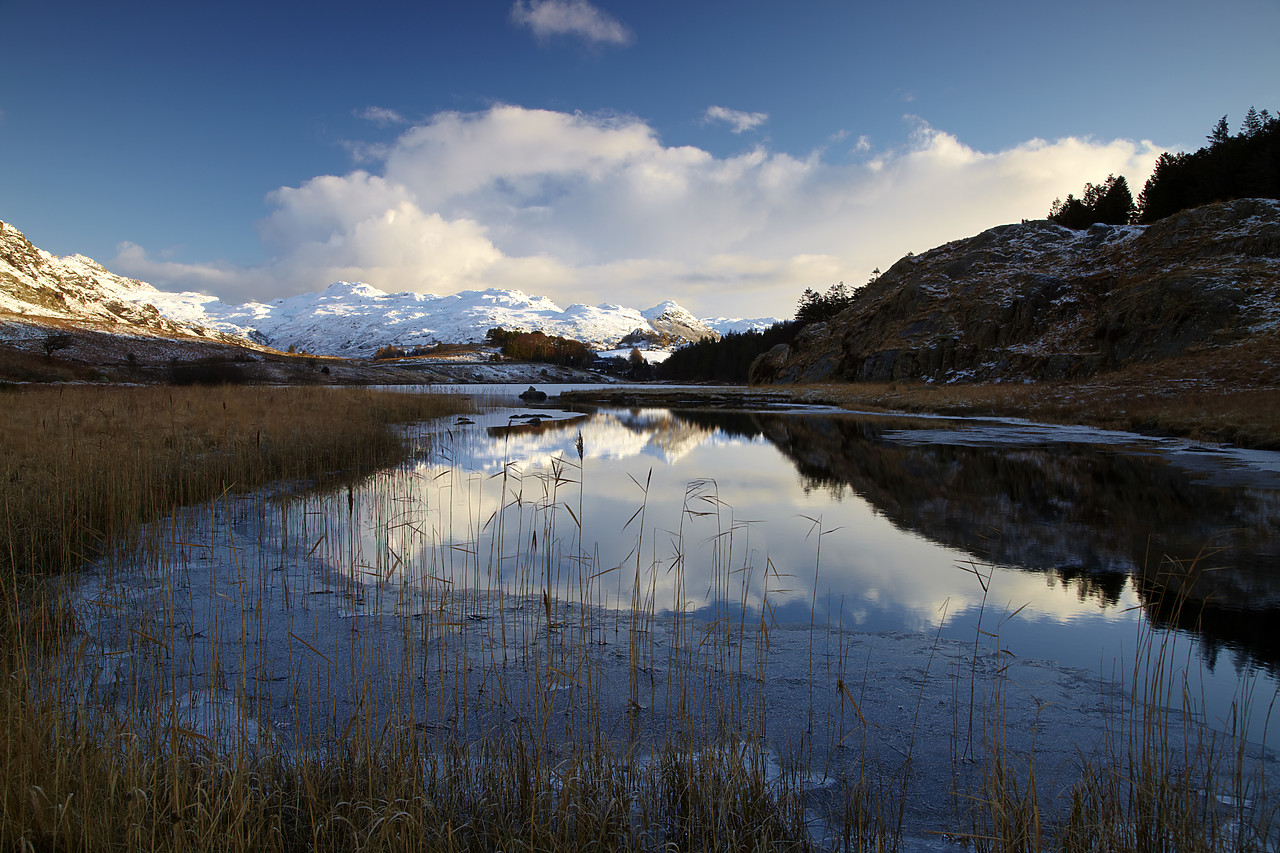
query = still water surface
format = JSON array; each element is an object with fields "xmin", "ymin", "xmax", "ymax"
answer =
[{"xmin": 346, "ymin": 386, "xmax": 1280, "ymax": 748}]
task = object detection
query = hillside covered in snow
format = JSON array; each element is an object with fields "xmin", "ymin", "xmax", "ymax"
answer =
[{"xmin": 0, "ymin": 222, "xmax": 778, "ymax": 357}]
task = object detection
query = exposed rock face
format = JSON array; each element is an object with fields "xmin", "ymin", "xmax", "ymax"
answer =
[{"xmin": 751, "ymin": 199, "xmax": 1280, "ymax": 384}]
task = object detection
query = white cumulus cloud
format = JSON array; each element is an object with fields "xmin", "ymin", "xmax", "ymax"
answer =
[
  {"xmin": 112, "ymin": 105, "xmax": 1164, "ymax": 318},
  {"xmin": 510, "ymin": 0, "xmax": 634, "ymax": 47},
  {"xmin": 705, "ymin": 106, "xmax": 769, "ymax": 134}
]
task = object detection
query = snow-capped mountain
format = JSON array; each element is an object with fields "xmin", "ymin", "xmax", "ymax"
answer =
[
  {"xmin": 0, "ymin": 221, "xmax": 779, "ymax": 356},
  {"xmin": 0, "ymin": 221, "xmax": 253, "ymax": 346}
]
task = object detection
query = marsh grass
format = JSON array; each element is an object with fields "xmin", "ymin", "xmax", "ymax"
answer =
[
  {"xmin": 1, "ymin": 386, "xmax": 1276, "ymax": 851},
  {"xmin": 955, "ymin": 552, "xmax": 1278, "ymax": 853},
  {"xmin": 1053, "ymin": 553, "xmax": 1280, "ymax": 853},
  {"xmin": 0, "ymin": 385, "xmax": 469, "ymax": 581}
]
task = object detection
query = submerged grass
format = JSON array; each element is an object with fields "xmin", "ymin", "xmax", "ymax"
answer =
[
  {"xmin": 954, "ymin": 552, "xmax": 1279, "ymax": 853},
  {"xmin": 0, "ymin": 385, "xmax": 1276, "ymax": 851}
]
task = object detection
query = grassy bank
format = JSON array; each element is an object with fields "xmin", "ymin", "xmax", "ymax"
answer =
[
  {"xmin": 567, "ymin": 339, "xmax": 1280, "ymax": 449},
  {"xmin": 0, "ymin": 385, "xmax": 1275, "ymax": 851},
  {"xmin": 794, "ymin": 341, "xmax": 1280, "ymax": 450},
  {"xmin": 794, "ymin": 383, "xmax": 1280, "ymax": 450},
  {"xmin": 0, "ymin": 385, "xmax": 471, "ymax": 582},
  {"xmin": 569, "ymin": 379, "xmax": 1280, "ymax": 450}
]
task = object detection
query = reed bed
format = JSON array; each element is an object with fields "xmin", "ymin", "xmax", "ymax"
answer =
[
  {"xmin": 0, "ymin": 385, "xmax": 1276, "ymax": 851},
  {"xmin": 0, "ymin": 384, "xmax": 470, "ymax": 581},
  {"xmin": 954, "ymin": 554, "xmax": 1278, "ymax": 853}
]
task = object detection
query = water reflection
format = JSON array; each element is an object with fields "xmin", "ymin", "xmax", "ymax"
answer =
[
  {"xmin": 419, "ymin": 408, "xmax": 1280, "ymax": 654},
  {"xmin": 323, "ymin": 404, "xmax": 1280, "ymax": 745},
  {"xmin": 723, "ymin": 411, "xmax": 1280, "ymax": 672}
]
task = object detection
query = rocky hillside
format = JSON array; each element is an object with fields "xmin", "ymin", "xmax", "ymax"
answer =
[{"xmin": 751, "ymin": 199, "xmax": 1280, "ymax": 384}]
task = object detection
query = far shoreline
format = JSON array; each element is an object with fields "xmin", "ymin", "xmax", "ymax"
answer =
[{"xmin": 559, "ymin": 373, "xmax": 1280, "ymax": 451}]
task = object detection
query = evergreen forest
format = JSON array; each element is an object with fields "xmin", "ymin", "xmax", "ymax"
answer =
[
  {"xmin": 1136, "ymin": 108, "xmax": 1279, "ymax": 223},
  {"xmin": 657, "ymin": 321, "xmax": 799, "ymax": 383}
]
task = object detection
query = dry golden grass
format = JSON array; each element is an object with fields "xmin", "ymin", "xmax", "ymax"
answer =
[
  {"xmin": 788, "ymin": 340, "xmax": 1280, "ymax": 449},
  {"xmin": 0, "ymin": 385, "xmax": 471, "ymax": 584},
  {"xmin": 794, "ymin": 382, "xmax": 1280, "ymax": 448},
  {"xmin": 0, "ymin": 346, "xmax": 101, "ymax": 383},
  {"xmin": 0, "ymin": 387, "xmax": 824, "ymax": 852}
]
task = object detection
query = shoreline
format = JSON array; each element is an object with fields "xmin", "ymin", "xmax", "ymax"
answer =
[
  {"xmin": 18, "ymin": 383, "xmax": 1279, "ymax": 850},
  {"xmin": 559, "ymin": 373, "xmax": 1280, "ymax": 451}
]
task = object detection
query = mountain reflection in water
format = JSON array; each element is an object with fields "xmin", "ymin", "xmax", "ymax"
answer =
[
  {"xmin": 693, "ymin": 410, "xmax": 1280, "ymax": 676},
  {"xmin": 451, "ymin": 406, "xmax": 1280, "ymax": 680}
]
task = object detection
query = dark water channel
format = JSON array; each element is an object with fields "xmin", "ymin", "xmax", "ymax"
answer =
[{"xmin": 381, "ymin": 389, "xmax": 1280, "ymax": 751}]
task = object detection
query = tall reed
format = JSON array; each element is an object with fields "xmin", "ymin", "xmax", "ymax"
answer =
[
  {"xmin": 1056, "ymin": 552, "xmax": 1279, "ymax": 852},
  {"xmin": 0, "ymin": 385, "xmax": 469, "ymax": 581},
  {"xmin": 954, "ymin": 551, "xmax": 1278, "ymax": 853}
]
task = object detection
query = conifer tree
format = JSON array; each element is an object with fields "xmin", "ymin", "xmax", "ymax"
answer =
[
  {"xmin": 1136, "ymin": 109, "xmax": 1279, "ymax": 222},
  {"xmin": 1048, "ymin": 175, "xmax": 1133, "ymax": 228},
  {"xmin": 1209, "ymin": 116, "xmax": 1231, "ymax": 146},
  {"xmin": 794, "ymin": 282, "xmax": 854, "ymax": 325},
  {"xmin": 1093, "ymin": 175, "xmax": 1135, "ymax": 225},
  {"xmin": 1048, "ymin": 194, "xmax": 1091, "ymax": 229},
  {"xmin": 1243, "ymin": 107, "xmax": 1263, "ymax": 137}
]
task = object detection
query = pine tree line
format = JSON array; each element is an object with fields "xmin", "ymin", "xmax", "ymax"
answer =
[
  {"xmin": 1136, "ymin": 108, "xmax": 1279, "ymax": 223},
  {"xmin": 657, "ymin": 322, "xmax": 800, "ymax": 382},
  {"xmin": 794, "ymin": 281, "xmax": 856, "ymax": 325},
  {"xmin": 1048, "ymin": 175, "xmax": 1135, "ymax": 229},
  {"xmin": 1049, "ymin": 108, "xmax": 1279, "ymax": 229}
]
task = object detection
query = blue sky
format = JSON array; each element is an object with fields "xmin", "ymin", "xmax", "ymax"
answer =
[{"xmin": 2, "ymin": 0, "xmax": 1277, "ymax": 319}]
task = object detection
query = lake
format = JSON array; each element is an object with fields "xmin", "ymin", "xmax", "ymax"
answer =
[
  {"xmin": 64, "ymin": 384, "xmax": 1280, "ymax": 845},
  {"xmin": 371, "ymin": 386, "xmax": 1280, "ymax": 749}
]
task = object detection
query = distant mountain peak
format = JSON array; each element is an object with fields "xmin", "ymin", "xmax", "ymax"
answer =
[
  {"xmin": 321, "ymin": 280, "xmax": 382, "ymax": 296},
  {"xmin": 0, "ymin": 220, "xmax": 778, "ymax": 356}
]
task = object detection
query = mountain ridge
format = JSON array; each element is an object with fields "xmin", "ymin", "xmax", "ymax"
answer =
[{"xmin": 0, "ymin": 221, "xmax": 777, "ymax": 356}]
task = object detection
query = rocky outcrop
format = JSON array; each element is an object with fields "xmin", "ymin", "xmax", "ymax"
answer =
[{"xmin": 752, "ymin": 199, "xmax": 1280, "ymax": 384}]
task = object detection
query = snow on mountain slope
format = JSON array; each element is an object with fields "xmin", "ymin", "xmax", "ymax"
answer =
[
  {"xmin": 1, "ymin": 221, "xmax": 779, "ymax": 356},
  {"xmin": 0, "ymin": 221, "xmax": 253, "ymax": 345},
  {"xmin": 161, "ymin": 284, "xmax": 716, "ymax": 356},
  {"xmin": 700, "ymin": 316, "xmax": 781, "ymax": 335}
]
